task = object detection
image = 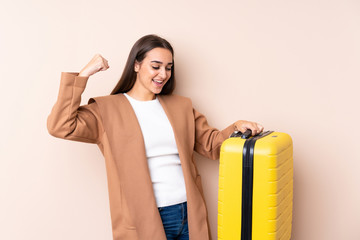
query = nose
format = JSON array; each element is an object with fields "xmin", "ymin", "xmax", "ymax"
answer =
[{"xmin": 158, "ymin": 67, "xmax": 167, "ymax": 79}]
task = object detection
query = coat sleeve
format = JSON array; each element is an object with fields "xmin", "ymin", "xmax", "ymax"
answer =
[
  {"xmin": 46, "ymin": 72, "xmax": 104, "ymax": 144},
  {"xmin": 193, "ymin": 108, "xmax": 236, "ymax": 160}
]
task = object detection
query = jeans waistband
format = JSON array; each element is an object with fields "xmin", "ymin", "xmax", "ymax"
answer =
[{"xmin": 158, "ymin": 201, "xmax": 187, "ymax": 211}]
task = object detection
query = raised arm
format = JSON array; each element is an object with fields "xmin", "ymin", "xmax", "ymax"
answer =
[{"xmin": 46, "ymin": 54, "xmax": 109, "ymax": 144}]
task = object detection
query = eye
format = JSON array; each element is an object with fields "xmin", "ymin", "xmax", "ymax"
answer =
[
  {"xmin": 166, "ymin": 67, "xmax": 172, "ymax": 71},
  {"xmin": 152, "ymin": 66, "xmax": 160, "ymax": 70}
]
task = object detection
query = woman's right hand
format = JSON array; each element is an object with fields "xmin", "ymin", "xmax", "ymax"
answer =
[{"xmin": 78, "ymin": 54, "xmax": 110, "ymax": 77}]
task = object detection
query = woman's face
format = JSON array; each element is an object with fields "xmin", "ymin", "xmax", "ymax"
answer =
[{"xmin": 134, "ymin": 47, "xmax": 173, "ymax": 97}]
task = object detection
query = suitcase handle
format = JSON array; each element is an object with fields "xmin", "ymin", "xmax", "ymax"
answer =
[
  {"xmin": 241, "ymin": 129, "xmax": 253, "ymax": 139},
  {"xmin": 229, "ymin": 129, "xmax": 253, "ymax": 139}
]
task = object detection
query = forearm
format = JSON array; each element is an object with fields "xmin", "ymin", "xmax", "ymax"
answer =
[{"xmin": 194, "ymin": 108, "xmax": 236, "ymax": 160}]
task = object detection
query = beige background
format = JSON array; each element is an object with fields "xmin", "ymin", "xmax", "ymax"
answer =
[{"xmin": 1, "ymin": 0, "xmax": 359, "ymax": 239}]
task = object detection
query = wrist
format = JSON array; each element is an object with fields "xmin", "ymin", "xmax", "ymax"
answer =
[{"xmin": 78, "ymin": 70, "xmax": 90, "ymax": 77}]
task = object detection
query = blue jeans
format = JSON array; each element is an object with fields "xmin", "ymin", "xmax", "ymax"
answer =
[{"xmin": 158, "ymin": 202, "xmax": 189, "ymax": 240}]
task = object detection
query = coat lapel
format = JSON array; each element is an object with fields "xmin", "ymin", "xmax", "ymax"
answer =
[
  {"xmin": 93, "ymin": 94, "xmax": 166, "ymax": 239},
  {"xmin": 157, "ymin": 95, "xmax": 188, "ymax": 171},
  {"xmin": 157, "ymin": 95, "xmax": 193, "ymax": 193},
  {"xmin": 117, "ymin": 94, "xmax": 168, "ymax": 238},
  {"xmin": 158, "ymin": 95, "xmax": 209, "ymax": 240},
  {"xmin": 91, "ymin": 93, "xmax": 209, "ymax": 239}
]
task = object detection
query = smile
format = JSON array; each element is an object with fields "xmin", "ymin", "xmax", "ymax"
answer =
[{"xmin": 152, "ymin": 79, "xmax": 164, "ymax": 86}]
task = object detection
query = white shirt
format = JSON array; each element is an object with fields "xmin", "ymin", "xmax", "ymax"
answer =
[{"xmin": 124, "ymin": 93, "xmax": 187, "ymax": 207}]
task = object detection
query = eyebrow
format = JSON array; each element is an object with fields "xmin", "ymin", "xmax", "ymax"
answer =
[{"xmin": 151, "ymin": 60, "xmax": 173, "ymax": 65}]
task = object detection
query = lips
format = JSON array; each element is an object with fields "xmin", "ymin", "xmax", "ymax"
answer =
[{"xmin": 152, "ymin": 79, "xmax": 164, "ymax": 87}]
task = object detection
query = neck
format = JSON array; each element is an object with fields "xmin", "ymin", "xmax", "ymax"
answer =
[{"xmin": 126, "ymin": 89, "xmax": 156, "ymax": 101}]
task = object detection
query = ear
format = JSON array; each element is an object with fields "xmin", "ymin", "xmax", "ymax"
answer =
[{"xmin": 134, "ymin": 60, "xmax": 140, "ymax": 72}]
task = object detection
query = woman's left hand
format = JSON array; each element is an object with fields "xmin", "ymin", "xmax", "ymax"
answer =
[{"xmin": 234, "ymin": 120, "xmax": 264, "ymax": 136}]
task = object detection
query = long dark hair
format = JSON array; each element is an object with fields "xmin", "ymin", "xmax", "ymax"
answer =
[{"xmin": 110, "ymin": 34, "xmax": 176, "ymax": 95}]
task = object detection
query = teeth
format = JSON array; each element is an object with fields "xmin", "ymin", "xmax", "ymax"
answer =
[{"xmin": 154, "ymin": 80, "xmax": 162, "ymax": 83}]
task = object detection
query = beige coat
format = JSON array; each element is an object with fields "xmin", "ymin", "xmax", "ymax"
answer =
[{"xmin": 47, "ymin": 72, "xmax": 236, "ymax": 240}]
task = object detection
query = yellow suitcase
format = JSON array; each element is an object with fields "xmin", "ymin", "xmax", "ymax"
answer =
[{"xmin": 218, "ymin": 130, "xmax": 293, "ymax": 240}]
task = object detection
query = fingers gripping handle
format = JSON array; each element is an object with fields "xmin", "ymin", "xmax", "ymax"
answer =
[
  {"xmin": 241, "ymin": 129, "xmax": 252, "ymax": 139},
  {"xmin": 229, "ymin": 129, "xmax": 253, "ymax": 139}
]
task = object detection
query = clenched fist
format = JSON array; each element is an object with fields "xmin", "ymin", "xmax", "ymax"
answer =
[{"xmin": 78, "ymin": 54, "xmax": 109, "ymax": 77}]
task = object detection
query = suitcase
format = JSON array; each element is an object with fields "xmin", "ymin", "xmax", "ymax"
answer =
[{"xmin": 218, "ymin": 130, "xmax": 293, "ymax": 240}]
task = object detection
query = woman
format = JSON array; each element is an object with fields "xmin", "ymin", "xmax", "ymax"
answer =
[{"xmin": 47, "ymin": 34, "xmax": 263, "ymax": 240}]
